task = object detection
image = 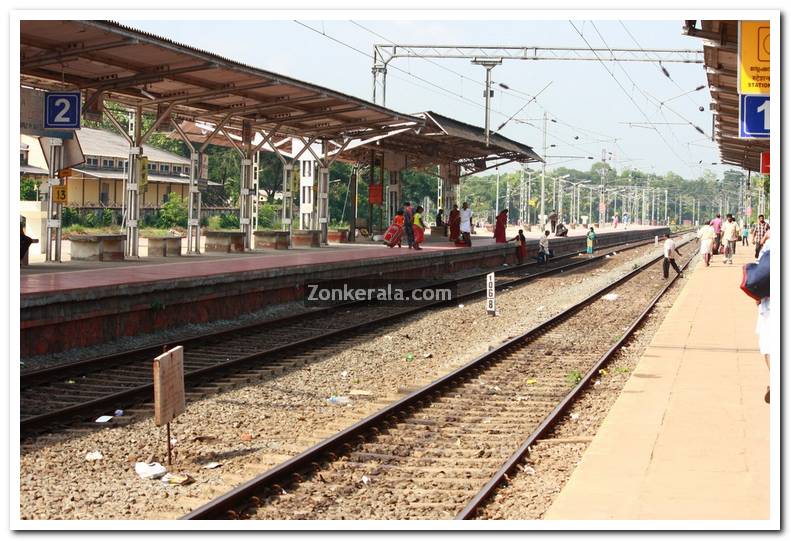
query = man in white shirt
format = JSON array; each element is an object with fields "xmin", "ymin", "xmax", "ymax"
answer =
[
  {"xmin": 537, "ymin": 231, "xmax": 551, "ymax": 264},
  {"xmin": 459, "ymin": 202, "xmax": 473, "ymax": 247},
  {"xmin": 662, "ymin": 234, "xmax": 683, "ymax": 279},
  {"xmin": 720, "ymin": 213, "xmax": 740, "ymax": 264}
]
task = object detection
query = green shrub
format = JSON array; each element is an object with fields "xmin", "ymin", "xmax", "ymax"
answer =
[
  {"xmin": 157, "ymin": 192, "xmax": 188, "ymax": 228},
  {"xmin": 207, "ymin": 215, "xmax": 222, "ymax": 229},
  {"xmin": 219, "ymin": 213, "xmax": 240, "ymax": 229},
  {"xmin": 62, "ymin": 207, "xmax": 80, "ymax": 227},
  {"xmin": 142, "ymin": 212, "xmax": 159, "ymax": 227},
  {"xmin": 99, "ymin": 209, "xmax": 113, "ymax": 227},
  {"xmin": 199, "ymin": 215, "xmax": 209, "ymax": 227},
  {"xmin": 83, "ymin": 212, "xmax": 97, "ymax": 228},
  {"xmin": 257, "ymin": 203, "xmax": 279, "ymax": 229}
]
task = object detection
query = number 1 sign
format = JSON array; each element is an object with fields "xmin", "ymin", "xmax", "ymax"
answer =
[
  {"xmin": 739, "ymin": 94, "xmax": 770, "ymax": 139},
  {"xmin": 44, "ymin": 92, "xmax": 81, "ymax": 130}
]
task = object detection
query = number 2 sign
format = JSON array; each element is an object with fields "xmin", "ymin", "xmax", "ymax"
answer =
[
  {"xmin": 739, "ymin": 94, "xmax": 769, "ymax": 139},
  {"xmin": 44, "ymin": 92, "xmax": 81, "ymax": 130}
]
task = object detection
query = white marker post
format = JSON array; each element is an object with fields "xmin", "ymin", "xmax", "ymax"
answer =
[{"xmin": 486, "ymin": 272, "xmax": 496, "ymax": 316}]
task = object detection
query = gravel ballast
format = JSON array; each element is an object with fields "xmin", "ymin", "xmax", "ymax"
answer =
[{"xmin": 19, "ymin": 239, "xmax": 689, "ymax": 520}]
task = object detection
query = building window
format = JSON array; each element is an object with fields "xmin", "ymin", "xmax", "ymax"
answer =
[
  {"xmin": 102, "ymin": 158, "xmax": 115, "ymax": 168},
  {"xmin": 162, "ymin": 188, "xmax": 173, "ymax": 204},
  {"xmin": 173, "ymin": 165, "xmax": 182, "ymax": 174},
  {"xmin": 302, "ymin": 160, "xmax": 312, "ymax": 177},
  {"xmin": 86, "ymin": 157, "xmax": 99, "ymax": 167},
  {"xmin": 20, "ymin": 151, "xmax": 28, "ymax": 166},
  {"xmin": 160, "ymin": 164, "xmax": 170, "ymax": 174},
  {"xmin": 100, "ymin": 183, "xmax": 110, "ymax": 205},
  {"xmin": 184, "ymin": 166, "xmax": 190, "ymax": 175},
  {"xmin": 148, "ymin": 162, "xmax": 157, "ymax": 171}
]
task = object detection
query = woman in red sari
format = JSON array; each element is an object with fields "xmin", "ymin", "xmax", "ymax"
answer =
[
  {"xmin": 448, "ymin": 204, "xmax": 461, "ymax": 242},
  {"xmin": 494, "ymin": 209, "xmax": 508, "ymax": 243}
]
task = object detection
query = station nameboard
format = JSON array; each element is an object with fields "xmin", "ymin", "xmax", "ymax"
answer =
[
  {"xmin": 738, "ymin": 21, "xmax": 770, "ymax": 95},
  {"xmin": 739, "ymin": 94, "xmax": 770, "ymax": 139}
]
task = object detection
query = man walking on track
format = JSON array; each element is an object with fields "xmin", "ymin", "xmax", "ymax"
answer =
[
  {"xmin": 753, "ymin": 214, "xmax": 769, "ymax": 259},
  {"xmin": 721, "ymin": 213, "xmax": 740, "ymax": 264},
  {"xmin": 662, "ymin": 233, "xmax": 683, "ymax": 279}
]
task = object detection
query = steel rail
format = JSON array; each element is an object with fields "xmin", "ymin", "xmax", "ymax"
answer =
[
  {"xmin": 22, "ymin": 231, "xmax": 667, "ymax": 388},
  {"xmin": 181, "ymin": 236, "xmax": 696, "ymax": 520},
  {"xmin": 21, "ymin": 231, "xmax": 687, "ymax": 436},
  {"xmin": 455, "ymin": 242, "xmax": 697, "ymax": 519}
]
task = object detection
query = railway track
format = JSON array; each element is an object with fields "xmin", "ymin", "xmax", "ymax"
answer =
[
  {"xmin": 20, "ymin": 232, "xmax": 684, "ymax": 437},
  {"xmin": 181, "ymin": 238, "xmax": 697, "ymax": 520}
]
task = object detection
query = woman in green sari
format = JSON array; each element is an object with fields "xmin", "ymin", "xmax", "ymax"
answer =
[{"xmin": 586, "ymin": 227, "xmax": 596, "ymax": 255}]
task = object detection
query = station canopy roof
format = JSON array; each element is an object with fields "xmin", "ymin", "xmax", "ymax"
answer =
[
  {"xmin": 20, "ymin": 20, "xmax": 420, "ymax": 140},
  {"xmin": 340, "ymin": 111, "xmax": 544, "ymax": 175},
  {"xmin": 682, "ymin": 20, "xmax": 768, "ymax": 172}
]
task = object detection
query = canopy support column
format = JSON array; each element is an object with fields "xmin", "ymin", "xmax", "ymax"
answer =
[
  {"xmin": 44, "ymin": 138, "xmax": 64, "ymax": 262},
  {"xmin": 172, "ymin": 120, "xmax": 201, "ymax": 254}
]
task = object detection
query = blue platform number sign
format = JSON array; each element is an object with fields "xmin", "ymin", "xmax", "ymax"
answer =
[
  {"xmin": 44, "ymin": 92, "xmax": 81, "ymax": 130},
  {"xmin": 739, "ymin": 94, "xmax": 770, "ymax": 139}
]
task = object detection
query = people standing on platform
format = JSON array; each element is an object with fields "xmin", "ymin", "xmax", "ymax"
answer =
[
  {"xmin": 412, "ymin": 205, "xmax": 426, "ymax": 250},
  {"xmin": 754, "ymin": 231, "xmax": 771, "ymax": 403},
  {"xmin": 20, "ymin": 223, "xmax": 33, "ymax": 261},
  {"xmin": 402, "ymin": 202, "xmax": 415, "ymax": 249},
  {"xmin": 697, "ymin": 220, "xmax": 716, "ymax": 267},
  {"xmin": 511, "ymin": 229, "xmax": 527, "ymax": 264},
  {"xmin": 612, "ymin": 214, "xmax": 619, "ymax": 229},
  {"xmin": 662, "ymin": 233, "xmax": 683, "ymax": 279},
  {"xmin": 448, "ymin": 204, "xmax": 461, "ymax": 243},
  {"xmin": 742, "ymin": 222, "xmax": 750, "ymax": 246},
  {"xmin": 586, "ymin": 227, "xmax": 596, "ymax": 255},
  {"xmin": 494, "ymin": 209, "xmax": 508, "ymax": 243},
  {"xmin": 384, "ymin": 209, "xmax": 405, "ymax": 248},
  {"xmin": 548, "ymin": 209, "xmax": 558, "ymax": 234},
  {"xmin": 459, "ymin": 202, "xmax": 473, "ymax": 247},
  {"xmin": 622, "ymin": 211, "xmax": 630, "ymax": 230},
  {"xmin": 753, "ymin": 214, "xmax": 769, "ymax": 259},
  {"xmin": 537, "ymin": 230, "xmax": 551, "ymax": 264},
  {"xmin": 711, "ymin": 213, "xmax": 723, "ymax": 255},
  {"xmin": 436, "ymin": 208, "xmax": 444, "ymax": 228},
  {"xmin": 555, "ymin": 222, "xmax": 568, "ymax": 237},
  {"xmin": 721, "ymin": 213, "xmax": 740, "ymax": 264}
]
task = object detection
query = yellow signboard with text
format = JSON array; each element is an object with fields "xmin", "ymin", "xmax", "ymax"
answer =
[{"xmin": 738, "ymin": 21, "xmax": 770, "ymax": 95}]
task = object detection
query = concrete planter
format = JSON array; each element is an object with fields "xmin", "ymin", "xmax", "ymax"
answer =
[
  {"xmin": 292, "ymin": 229, "xmax": 321, "ymax": 248},
  {"xmin": 327, "ymin": 229, "xmax": 347, "ymax": 243},
  {"xmin": 429, "ymin": 225, "xmax": 448, "ymax": 238},
  {"xmin": 146, "ymin": 236, "xmax": 182, "ymax": 257},
  {"xmin": 69, "ymin": 234, "xmax": 126, "ymax": 261},
  {"xmin": 254, "ymin": 230, "xmax": 290, "ymax": 250},
  {"xmin": 204, "ymin": 231, "xmax": 245, "ymax": 253}
]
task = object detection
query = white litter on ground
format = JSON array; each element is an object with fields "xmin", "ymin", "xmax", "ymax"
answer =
[{"xmin": 602, "ymin": 293, "xmax": 619, "ymax": 301}]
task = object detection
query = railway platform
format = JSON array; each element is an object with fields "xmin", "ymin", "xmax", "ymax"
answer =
[
  {"xmin": 543, "ymin": 248, "xmax": 772, "ymax": 522},
  {"xmin": 21, "ymin": 226, "xmax": 667, "ymax": 357}
]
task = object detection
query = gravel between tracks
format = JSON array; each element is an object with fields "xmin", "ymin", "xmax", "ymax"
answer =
[
  {"xmin": 19, "ymin": 237, "xmax": 690, "ymax": 520},
  {"xmin": 476, "ymin": 253, "xmax": 698, "ymax": 520}
]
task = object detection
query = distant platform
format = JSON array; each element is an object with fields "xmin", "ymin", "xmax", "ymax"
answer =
[
  {"xmin": 21, "ymin": 226, "xmax": 668, "ymax": 357},
  {"xmin": 544, "ymin": 248, "xmax": 771, "ymax": 521}
]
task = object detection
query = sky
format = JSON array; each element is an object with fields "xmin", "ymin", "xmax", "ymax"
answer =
[{"xmin": 123, "ymin": 18, "xmax": 724, "ymax": 179}]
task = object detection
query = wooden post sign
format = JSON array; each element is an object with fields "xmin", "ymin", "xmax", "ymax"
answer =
[
  {"xmin": 153, "ymin": 346, "xmax": 186, "ymax": 426},
  {"xmin": 154, "ymin": 346, "xmax": 185, "ymax": 466}
]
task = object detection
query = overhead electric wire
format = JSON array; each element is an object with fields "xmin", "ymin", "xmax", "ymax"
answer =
[
  {"xmin": 569, "ymin": 20, "xmax": 690, "ymax": 167},
  {"xmin": 298, "ymin": 19, "xmax": 650, "ymax": 171}
]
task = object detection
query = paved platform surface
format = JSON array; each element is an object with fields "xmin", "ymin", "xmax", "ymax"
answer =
[
  {"xmin": 544, "ymin": 248, "xmax": 771, "ymax": 521},
  {"xmin": 22, "ymin": 225, "xmax": 665, "ymax": 296}
]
